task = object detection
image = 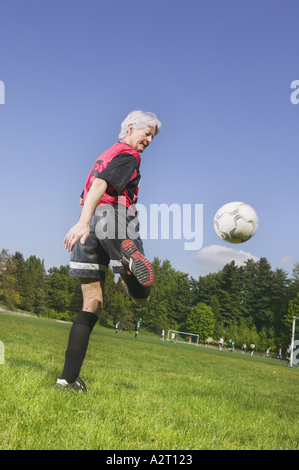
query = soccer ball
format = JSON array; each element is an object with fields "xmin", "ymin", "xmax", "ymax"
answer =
[{"xmin": 214, "ymin": 202, "xmax": 258, "ymax": 244}]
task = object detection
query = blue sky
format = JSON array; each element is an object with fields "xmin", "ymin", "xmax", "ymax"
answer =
[{"xmin": 0, "ymin": 0, "xmax": 298, "ymax": 279}]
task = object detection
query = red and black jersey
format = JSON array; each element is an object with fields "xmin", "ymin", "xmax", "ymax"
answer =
[{"xmin": 82, "ymin": 142, "xmax": 141, "ymax": 208}]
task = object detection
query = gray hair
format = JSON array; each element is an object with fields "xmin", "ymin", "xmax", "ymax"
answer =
[{"xmin": 119, "ymin": 110, "xmax": 162, "ymax": 139}]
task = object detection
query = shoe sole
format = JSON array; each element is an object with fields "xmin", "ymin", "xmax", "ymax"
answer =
[{"xmin": 121, "ymin": 240, "xmax": 154, "ymax": 287}]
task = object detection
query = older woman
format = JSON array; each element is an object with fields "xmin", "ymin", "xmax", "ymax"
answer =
[{"xmin": 56, "ymin": 110, "xmax": 161, "ymax": 392}]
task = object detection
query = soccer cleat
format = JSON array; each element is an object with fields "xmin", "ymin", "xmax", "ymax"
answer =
[
  {"xmin": 121, "ymin": 240, "xmax": 154, "ymax": 287},
  {"xmin": 56, "ymin": 377, "xmax": 87, "ymax": 392}
]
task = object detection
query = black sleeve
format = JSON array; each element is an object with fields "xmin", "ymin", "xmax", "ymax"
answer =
[{"xmin": 96, "ymin": 153, "xmax": 138, "ymax": 194}]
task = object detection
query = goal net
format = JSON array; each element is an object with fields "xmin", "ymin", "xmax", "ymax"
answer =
[
  {"xmin": 290, "ymin": 316, "xmax": 299, "ymax": 369},
  {"xmin": 167, "ymin": 330, "xmax": 199, "ymax": 346}
]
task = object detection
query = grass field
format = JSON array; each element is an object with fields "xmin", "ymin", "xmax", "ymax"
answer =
[{"xmin": 0, "ymin": 311, "xmax": 298, "ymax": 450}]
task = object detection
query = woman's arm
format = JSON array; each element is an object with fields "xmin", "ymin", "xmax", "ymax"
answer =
[{"xmin": 64, "ymin": 178, "xmax": 108, "ymax": 252}]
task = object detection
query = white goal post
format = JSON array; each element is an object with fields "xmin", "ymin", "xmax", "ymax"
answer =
[
  {"xmin": 290, "ymin": 316, "xmax": 299, "ymax": 368},
  {"xmin": 167, "ymin": 330, "xmax": 199, "ymax": 346}
]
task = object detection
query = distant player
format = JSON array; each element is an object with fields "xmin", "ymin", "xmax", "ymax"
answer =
[
  {"xmin": 135, "ymin": 318, "xmax": 142, "ymax": 338},
  {"xmin": 218, "ymin": 337, "xmax": 224, "ymax": 351},
  {"xmin": 286, "ymin": 345, "xmax": 291, "ymax": 366},
  {"xmin": 228, "ymin": 338, "xmax": 235, "ymax": 353}
]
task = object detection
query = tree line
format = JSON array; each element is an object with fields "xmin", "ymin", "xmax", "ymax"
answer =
[{"xmin": 1, "ymin": 248, "xmax": 299, "ymax": 353}]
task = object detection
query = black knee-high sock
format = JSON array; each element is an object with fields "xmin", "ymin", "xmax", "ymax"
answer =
[{"xmin": 60, "ymin": 311, "xmax": 98, "ymax": 383}]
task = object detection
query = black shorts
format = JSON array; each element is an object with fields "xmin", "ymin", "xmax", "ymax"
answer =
[{"xmin": 69, "ymin": 203, "xmax": 145, "ymax": 280}]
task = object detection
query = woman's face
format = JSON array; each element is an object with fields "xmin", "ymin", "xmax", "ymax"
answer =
[{"xmin": 127, "ymin": 125, "xmax": 155, "ymax": 153}]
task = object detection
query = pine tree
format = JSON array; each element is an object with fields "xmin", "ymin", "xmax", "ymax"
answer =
[
  {"xmin": 218, "ymin": 261, "xmax": 242, "ymax": 326},
  {"xmin": 13, "ymin": 251, "xmax": 35, "ymax": 311},
  {"xmin": 25, "ymin": 255, "xmax": 47, "ymax": 316},
  {"xmin": 0, "ymin": 249, "xmax": 20, "ymax": 309}
]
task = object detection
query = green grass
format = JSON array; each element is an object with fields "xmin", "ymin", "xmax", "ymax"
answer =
[{"xmin": 0, "ymin": 311, "xmax": 298, "ymax": 450}]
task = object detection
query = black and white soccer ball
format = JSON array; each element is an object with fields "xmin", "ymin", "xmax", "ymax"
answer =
[{"xmin": 214, "ymin": 202, "xmax": 258, "ymax": 244}]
